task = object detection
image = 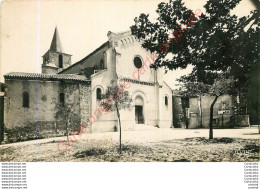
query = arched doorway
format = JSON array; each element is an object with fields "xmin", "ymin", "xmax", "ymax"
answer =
[{"xmin": 135, "ymin": 96, "xmax": 144, "ymax": 124}]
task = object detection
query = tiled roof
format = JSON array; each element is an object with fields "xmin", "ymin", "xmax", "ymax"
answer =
[
  {"xmin": 4, "ymin": 72, "xmax": 90, "ymax": 83},
  {"xmin": 122, "ymin": 77, "xmax": 155, "ymax": 86}
]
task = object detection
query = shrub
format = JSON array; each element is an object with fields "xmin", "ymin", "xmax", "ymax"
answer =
[{"xmin": 4, "ymin": 119, "xmax": 82, "ymax": 143}]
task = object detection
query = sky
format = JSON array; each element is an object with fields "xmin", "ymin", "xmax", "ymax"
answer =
[{"xmin": 0, "ymin": 0, "xmax": 256, "ymax": 88}]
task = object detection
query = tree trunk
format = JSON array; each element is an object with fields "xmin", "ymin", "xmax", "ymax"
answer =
[
  {"xmin": 66, "ymin": 119, "xmax": 69, "ymax": 140},
  {"xmin": 199, "ymin": 94, "xmax": 203, "ymax": 128},
  {"xmin": 209, "ymin": 96, "xmax": 219, "ymax": 139},
  {"xmin": 116, "ymin": 103, "xmax": 122, "ymax": 153},
  {"xmin": 222, "ymin": 114, "xmax": 224, "ymax": 128}
]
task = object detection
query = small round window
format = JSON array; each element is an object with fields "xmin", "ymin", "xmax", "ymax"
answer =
[{"xmin": 134, "ymin": 56, "xmax": 142, "ymax": 69}]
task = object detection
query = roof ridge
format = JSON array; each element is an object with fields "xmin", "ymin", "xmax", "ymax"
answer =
[
  {"xmin": 58, "ymin": 41, "xmax": 109, "ymax": 74},
  {"xmin": 116, "ymin": 30, "xmax": 131, "ymax": 35},
  {"xmin": 4, "ymin": 72, "xmax": 90, "ymax": 82}
]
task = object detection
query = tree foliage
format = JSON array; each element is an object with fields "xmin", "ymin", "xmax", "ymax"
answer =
[
  {"xmin": 131, "ymin": 0, "xmax": 259, "ymax": 91},
  {"xmin": 131, "ymin": 0, "xmax": 259, "ymax": 80},
  {"xmin": 131, "ymin": 0, "xmax": 259, "ymax": 138},
  {"xmin": 100, "ymin": 80, "xmax": 132, "ymax": 112},
  {"xmin": 179, "ymin": 82, "xmax": 210, "ymax": 98}
]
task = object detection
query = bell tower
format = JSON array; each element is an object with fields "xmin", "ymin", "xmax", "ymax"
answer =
[{"xmin": 42, "ymin": 27, "xmax": 72, "ymax": 74}]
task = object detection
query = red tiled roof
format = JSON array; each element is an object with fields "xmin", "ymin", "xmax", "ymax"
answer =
[{"xmin": 4, "ymin": 72, "xmax": 90, "ymax": 83}]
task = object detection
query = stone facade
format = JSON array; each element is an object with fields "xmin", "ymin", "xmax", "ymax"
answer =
[
  {"xmin": 42, "ymin": 51, "xmax": 72, "ymax": 74},
  {"xmin": 3, "ymin": 74, "xmax": 91, "ymax": 142},
  {"xmin": 3, "ymin": 28, "xmax": 174, "ymax": 143},
  {"xmin": 79, "ymin": 83, "xmax": 92, "ymax": 133},
  {"xmin": 61, "ymin": 30, "xmax": 173, "ymax": 131}
]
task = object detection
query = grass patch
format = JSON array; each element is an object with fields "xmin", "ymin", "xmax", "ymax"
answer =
[
  {"xmin": 0, "ymin": 147, "xmax": 16, "ymax": 161},
  {"xmin": 74, "ymin": 148, "xmax": 107, "ymax": 158},
  {"xmin": 182, "ymin": 137, "xmax": 235, "ymax": 144},
  {"xmin": 243, "ymin": 144, "xmax": 260, "ymax": 153},
  {"xmin": 73, "ymin": 144, "xmax": 154, "ymax": 160}
]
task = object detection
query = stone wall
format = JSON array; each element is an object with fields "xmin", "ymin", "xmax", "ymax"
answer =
[
  {"xmin": 158, "ymin": 82, "xmax": 173, "ymax": 128},
  {"xmin": 5, "ymin": 79, "xmax": 58, "ymax": 129},
  {"xmin": 79, "ymin": 83, "xmax": 92, "ymax": 133},
  {"xmin": 4, "ymin": 79, "xmax": 85, "ymax": 143},
  {"xmin": 189, "ymin": 95, "xmax": 234, "ymax": 128},
  {"xmin": 41, "ymin": 66, "xmax": 58, "ymax": 75},
  {"xmin": 172, "ymin": 96, "xmax": 183, "ymax": 128},
  {"xmin": 42, "ymin": 51, "xmax": 71, "ymax": 74},
  {"xmin": 0, "ymin": 96, "xmax": 4, "ymax": 143},
  {"xmin": 228, "ymin": 115, "xmax": 250, "ymax": 127}
]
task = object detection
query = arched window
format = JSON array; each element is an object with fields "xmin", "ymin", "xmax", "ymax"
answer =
[
  {"xmin": 59, "ymin": 54, "xmax": 63, "ymax": 68},
  {"xmin": 100, "ymin": 60, "xmax": 104, "ymax": 69},
  {"xmin": 23, "ymin": 91, "xmax": 29, "ymax": 108},
  {"xmin": 165, "ymin": 96, "xmax": 168, "ymax": 106},
  {"xmin": 96, "ymin": 88, "xmax": 102, "ymax": 101},
  {"xmin": 59, "ymin": 93, "xmax": 65, "ymax": 105}
]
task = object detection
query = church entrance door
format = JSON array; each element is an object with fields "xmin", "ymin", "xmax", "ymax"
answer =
[
  {"xmin": 135, "ymin": 95, "xmax": 145, "ymax": 124},
  {"xmin": 135, "ymin": 105, "xmax": 144, "ymax": 124}
]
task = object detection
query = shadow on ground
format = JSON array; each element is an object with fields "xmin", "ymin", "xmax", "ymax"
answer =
[{"xmin": 158, "ymin": 137, "xmax": 235, "ymax": 144}]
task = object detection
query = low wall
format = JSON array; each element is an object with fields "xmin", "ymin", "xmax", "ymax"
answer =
[
  {"xmin": 3, "ymin": 120, "xmax": 82, "ymax": 144},
  {"xmin": 231, "ymin": 115, "xmax": 250, "ymax": 127}
]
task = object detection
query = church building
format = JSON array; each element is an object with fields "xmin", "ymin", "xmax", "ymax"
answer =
[{"xmin": 3, "ymin": 27, "xmax": 173, "ymax": 139}]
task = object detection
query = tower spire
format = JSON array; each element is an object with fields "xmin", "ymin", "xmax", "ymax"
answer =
[
  {"xmin": 50, "ymin": 27, "xmax": 63, "ymax": 53},
  {"xmin": 42, "ymin": 27, "xmax": 71, "ymax": 74}
]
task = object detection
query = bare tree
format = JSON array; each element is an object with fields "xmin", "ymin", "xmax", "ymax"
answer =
[
  {"xmin": 55, "ymin": 103, "xmax": 80, "ymax": 140},
  {"xmin": 100, "ymin": 80, "xmax": 132, "ymax": 153}
]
